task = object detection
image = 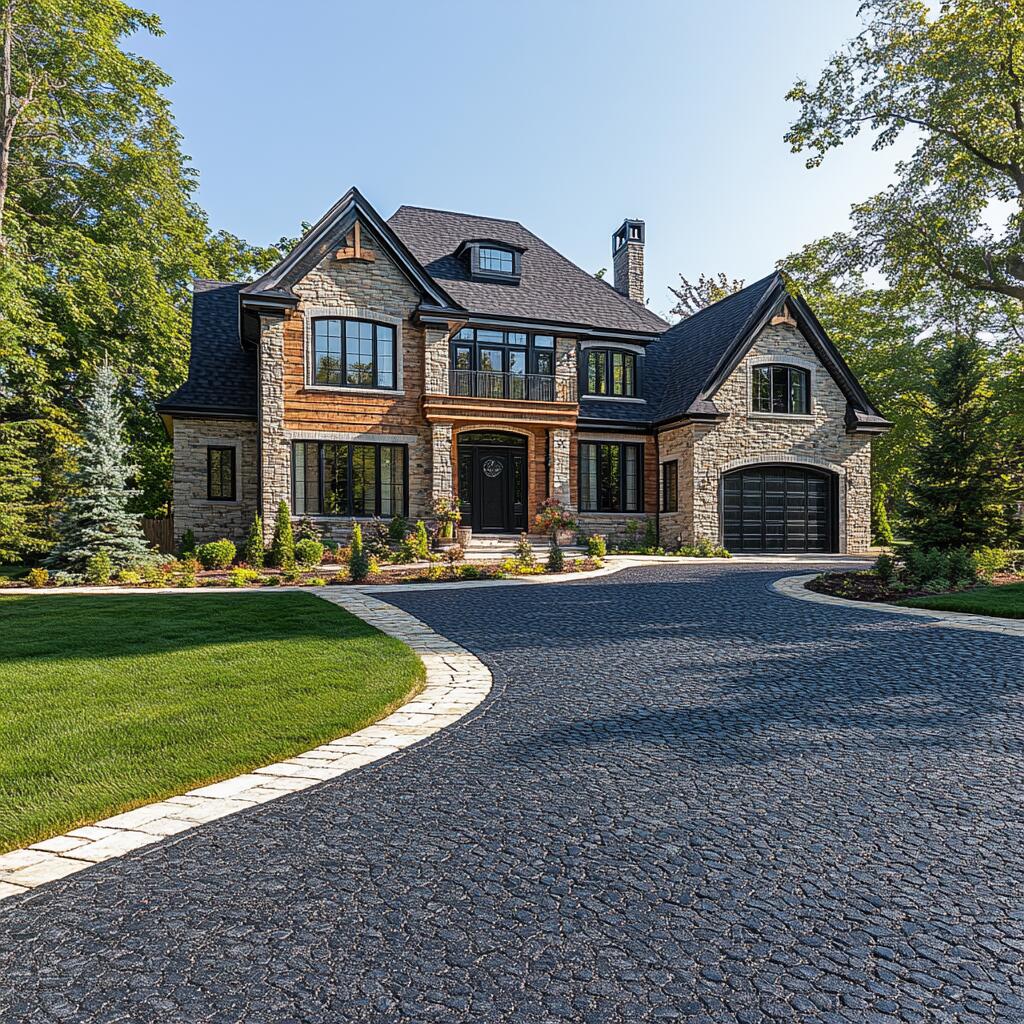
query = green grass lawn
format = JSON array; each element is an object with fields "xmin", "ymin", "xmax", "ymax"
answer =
[
  {"xmin": 898, "ymin": 581, "xmax": 1024, "ymax": 618},
  {"xmin": 0, "ymin": 592, "xmax": 424, "ymax": 851}
]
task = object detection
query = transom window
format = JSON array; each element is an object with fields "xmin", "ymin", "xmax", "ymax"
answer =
[
  {"xmin": 584, "ymin": 348, "xmax": 638, "ymax": 397},
  {"xmin": 312, "ymin": 317, "xmax": 396, "ymax": 390},
  {"xmin": 206, "ymin": 446, "xmax": 236, "ymax": 501},
  {"xmin": 752, "ymin": 364, "xmax": 810, "ymax": 415},
  {"xmin": 579, "ymin": 441, "xmax": 643, "ymax": 513},
  {"xmin": 479, "ymin": 247, "xmax": 514, "ymax": 274},
  {"xmin": 292, "ymin": 441, "xmax": 406, "ymax": 517}
]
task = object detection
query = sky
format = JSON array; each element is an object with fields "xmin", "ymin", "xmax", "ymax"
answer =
[{"xmin": 130, "ymin": 0, "xmax": 905, "ymax": 320}]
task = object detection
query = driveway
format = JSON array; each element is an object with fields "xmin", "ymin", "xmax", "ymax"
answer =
[{"xmin": 1, "ymin": 563, "xmax": 1022, "ymax": 1023}]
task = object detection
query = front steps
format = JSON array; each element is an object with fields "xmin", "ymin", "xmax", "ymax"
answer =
[{"xmin": 460, "ymin": 533, "xmax": 586, "ymax": 562}]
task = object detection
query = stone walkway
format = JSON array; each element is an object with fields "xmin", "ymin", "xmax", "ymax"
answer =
[{"xmin": 1, "ymin": 562, "xmax": 1022, "ymax": 1022}]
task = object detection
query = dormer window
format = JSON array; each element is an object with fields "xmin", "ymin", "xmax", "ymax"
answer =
[
  {"xmin": 479, "ymin": 247, "xmax": 514, "ymax": 274},
  {"xmin": 457, "ymin": 239, "xmax": 525, "ymax": 282}
]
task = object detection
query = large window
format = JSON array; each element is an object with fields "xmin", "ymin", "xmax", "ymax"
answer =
[
  {"xmin": 312, "ymin": 317, "xmax": 396, "ymax": 390},
  {"xmin": 449, "ymin": 327, "xmax": 556, "ymax": 400},
  {"xmin": 661, "ymin": 460, "xmax": 678, "ymax": 513},
  {"xmin": 584, "ymin": 349, "xmax": 638, "ymax": 397},
  {"xmin": 579, "ymin": 442, "xmax": 643, "ymax": 513},
  {"xmin": 751, "ymin": 364, "xmax": 810, "ymax": 415},
  {"xmin": 292, "ymin": 441, "xmax": 406, "ymax": 517},
  {"xmin": 207, "ymin": 446, "xmax": 236, "ymax": 501}
]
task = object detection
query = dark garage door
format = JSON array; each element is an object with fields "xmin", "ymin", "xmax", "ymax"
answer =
[{"xmin": 723, "ymin": 466, "xmax": 835, "ymax": 553}]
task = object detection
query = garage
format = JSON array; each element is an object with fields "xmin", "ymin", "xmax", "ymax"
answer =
[{"xmin": 723, "ymin": 465, "xmax": 836, "ymax": 553}]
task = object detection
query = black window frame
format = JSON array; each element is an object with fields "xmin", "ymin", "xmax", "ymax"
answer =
[
  {"xmin": 310, "ymin": 316, "xmax": 398, "ymax": 391},
  {"xmin": 206, "ymin": 446, "xmax": 236, "ymax": 502},
  {"xmin": 291, "ymin": 441, "xmax": 408, "ymax": 518},
  {"xmin": 661, "ymin": 460, "xmax": 678, "ymax": 513},
  {"xmin": 751, "ymin": 363, "xmax": 810, "ymax": 415},
  {"xmin": 449, "ymin": 327, "xmax": 558, "ymax": 397},
  {"xmin": 478, "ymin": 246, "xmax": 515, "ymax": 274},
  {"xmin": 582, "ymin": 347, "xmax": 639, "ymax": 398},
  {"xmin": 578, "ymin": 441, "xmax": 644, "ymax": 513}
]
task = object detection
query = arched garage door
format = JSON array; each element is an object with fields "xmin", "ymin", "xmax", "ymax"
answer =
[{"xmin": 723, "ymin": 465, "xmax": 837, "ymax": 553}]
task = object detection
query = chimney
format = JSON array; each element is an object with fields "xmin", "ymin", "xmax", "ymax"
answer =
[{"xmin": 612, "ymin": 218, "xmax": 645, "ymax": 302}]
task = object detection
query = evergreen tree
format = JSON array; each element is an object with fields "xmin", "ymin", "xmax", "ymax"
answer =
[
  {"xmin": 243, "ymin": 513, "xmax": 265, "ymax": 568},
  {"xmin": 902, "ymin": 335, "xmax": 1017, "ymax": 550},
  {"xmin": 0, "ymin": 424, "xmax": 42, "ymax": 561},
  {"xmin": 267, "ymin": 501, "xmax": 294, "ymax": 568},
  {"xmin": 45, "ymin": 362, "xmax": 152, "ymax": 571}
]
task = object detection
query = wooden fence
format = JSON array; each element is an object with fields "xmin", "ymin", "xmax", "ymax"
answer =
[{"xmin": 142, "ymin": 516, "xmax": 175, "ymax": 554}]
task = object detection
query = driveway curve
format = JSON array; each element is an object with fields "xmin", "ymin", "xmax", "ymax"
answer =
[{"xmin": 1, "ymin": 563, "xmax": 1022, "ymax": 1023}]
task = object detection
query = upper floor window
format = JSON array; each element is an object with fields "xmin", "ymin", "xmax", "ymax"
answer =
[
  {"xmin": 479, "ymin": 247, "xmax": 514, "ymax": 274},
  {"xmin": 584, "ymin": 348, "xmax": 638, "ymax": 397},
  {"xmin": 312, "ymin": 317, "xmax": 396, "ymax": 390},
  {"xmin": 752, "ymin": 364, "xmax": 809, "ymax": 415},
  {"xmin": 450, "ymin": 327, "xmax": 560, "ymax": 400}
]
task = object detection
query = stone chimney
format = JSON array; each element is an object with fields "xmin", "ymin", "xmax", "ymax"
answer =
[{"xmin": 612, "ymin": 219, "xmax": 645, "ymax": 302}]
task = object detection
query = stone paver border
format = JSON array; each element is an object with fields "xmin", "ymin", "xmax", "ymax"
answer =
[
  {"xmin": 0, "ymin": 589, "xmax": 492, "ymax": 904},
  {"xmin": 773, "ymin": 572, "xmax": 1024, "ymax": 637}
]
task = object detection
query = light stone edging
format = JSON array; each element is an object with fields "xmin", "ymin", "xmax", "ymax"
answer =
[
  {"xmin": 0, "ymin": 589, "xmax": 492, "ymax": 903},
  {"xmin": 772, "ymin": 573, "xmax": 1024, "ymax": 637}
]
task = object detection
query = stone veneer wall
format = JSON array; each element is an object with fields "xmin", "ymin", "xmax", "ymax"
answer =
[
  {"xmin": 668, "ymin": 322, "xmax": 873, "ymax": 553},
  {"xmin": 171, "ymin": 417, "xmax": 258, "ymax": 546}
]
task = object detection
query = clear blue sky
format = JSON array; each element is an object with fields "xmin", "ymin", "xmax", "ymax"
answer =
[{"xmin": 131, "ymin": 0, "xmax": 900, "ymax": 319}]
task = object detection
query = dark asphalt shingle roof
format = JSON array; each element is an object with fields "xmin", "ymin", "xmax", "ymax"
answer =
[
  {"xmin": 387, "ymin": 206, "xmax": 668, "ymax": 336},
  {"xmin": 158, "ymin": 281, "xmax": 256, "ymax": 417}
]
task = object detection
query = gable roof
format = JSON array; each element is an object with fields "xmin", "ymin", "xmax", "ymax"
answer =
[
  {"xmin": 157, "ymin": 280, "xmax": 256, "ymax": 419},
  {"xmin": 387, "ymin": 205, "xmax": 668, "ymax": 336},
  {"xmin": 646, "ymin": 271, "xmax": 891, "ymax": 431}
]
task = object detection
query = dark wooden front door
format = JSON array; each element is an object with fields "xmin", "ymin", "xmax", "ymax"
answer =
[
  {"xmin": 723, "ymin": 466, "xmax": 836, "ymax": 553},
  {"xmin": 457, "ymin": 433, "xmax": 528, "ymax": 534}
]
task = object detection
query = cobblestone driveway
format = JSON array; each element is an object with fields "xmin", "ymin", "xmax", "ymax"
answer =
[{"xmin": 2, "ymin": 563, "xmax": 1023, "ymax": 1023}]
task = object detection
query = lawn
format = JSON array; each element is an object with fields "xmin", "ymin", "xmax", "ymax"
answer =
[
  {"xmin": 898, "ymin": 581, "xmax": 1024, "ymax": 618},
  {"xmin": 0, "ymin": 592, "xmax": 424, "ymax": 851}
]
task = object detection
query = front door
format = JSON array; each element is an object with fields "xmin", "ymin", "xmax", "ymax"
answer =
[
  {"xmin": 477, "ymin": 450, "xmax": 509, "ymax": 532},
  {"xmin": 457, "ymin": 433, "xmax": 529, "ymax": 534}
]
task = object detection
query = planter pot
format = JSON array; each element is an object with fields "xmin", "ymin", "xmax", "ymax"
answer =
[
  {"xmin": 457, "ymin": 526, "xmax": 472, "ymax": 546},
  {"xmin": 555, "ymin": 528, "xmax": 576, "ymax": 547}
]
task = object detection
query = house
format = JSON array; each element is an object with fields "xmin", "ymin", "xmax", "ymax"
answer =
[{"xmin": 157, "ymin": 187, "xmax": 891, "ymax": 555}]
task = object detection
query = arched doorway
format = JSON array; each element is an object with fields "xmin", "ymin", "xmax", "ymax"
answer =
[
  {"xmin": 722, "ymin": 464, "xmax": 838, "ymax": 553},
  {"xmin": 457, "ymin": 431, "xmax": 528, "ymax": 534}
]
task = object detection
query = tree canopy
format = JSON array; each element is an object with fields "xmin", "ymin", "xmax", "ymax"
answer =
[{"xmin": 668, "ymin": 272, "xmax": 745, "ymax": 320}]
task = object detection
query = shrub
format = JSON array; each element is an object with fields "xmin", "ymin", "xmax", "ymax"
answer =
[
  {"xmin": 411, "ymin": 520, "xmax": 430, "ymax": 560},
  {"xmin": 268, "ymin": 501, "xmax": 295, "ymax": 568},
  {"xmin": 294, "ymin": 537, "xmax": 325, "ymax": 568},
  {"xmin": 426, "ymin": 563, "xmax": 444, "ymax": 581},
  {"xmin": 947, "ymin": 547, "xmax": 978, "ymax": 587},
  {"xmin": 396, "ymin": 535, "xmax": 418, "ymax": 563},
  {"xmin": 388, "ymin": 514, "xmax": 409, "ymax": 541},
  {"xmin": 51, "ymin": 571, "xmax": 82, "ymax": 587},
  {"xmin": 644, "ymin": 518, "xmax": 657, "ymax": 549},
  {"xmin": 515, "ymin": 531, "xmax": 536, "ymax": 567},
  {"xmin": 349, "ymin": 523, "xmax": 371, "ymax": 582},
  {"xmin": 459, "ymin": 565, "xmax": 484, "ymax": 580},
  {"xmin": 178, "ymin": 528, "xmax": 196, "ymax": 556},
  {"xmin": 86, "ymin": 550, "xmax": 113, "ymax": 585},
  {"xmin": 441, "ymin": 543, "xmax": 465, "ymax": 577},
  {"xmin": 243, "ymin": 514, "xmax": 265, "ymax": 569},
  {"xmin": 305, "ymin": 575, "xmax": 327, "ymax": 587},
  {"xmin": 587, "ymin": 534, "xmax": 607, "ymax": 558},
  {"xmin": 196, "ymin": 539, "xmax": 237, "ymax": 570},
  {"xmin": 874, "ymin": 552, "xmax": 897, "ymax": 585},
  {"xmin": 295, "ymin": 515, "xmax": 321, "ymax": 542},
  {"xmin": 174, "ymin": 558, "xmax": 199, "ymax": 588},
  {"xmin": 534, "ymin": 498, "xmax": 576, "ymax": 536},
  {"xmin": 228, "ymin": 567, "xmax": 261, "ymax": 587},
  {"xmin": 974, "ymin": 546, "xmax": 1010, "ymax": 579},
  {"xmin": 547, "ymin": 537, "xmax": 565, "ymax": 573},
  {"xmin": 500, "ymin": 557, "xmax": 518, "ymax": 575},
  {"xmin": 623, "ymin": 519, "xmax": 642, "ymax": 549},
  {"xmin": 117, "ymin": 569, "xmax": 143, "ymax": 586},
  {"xmin": 280, "ymin": 565, "xmax": 303, "ymax": 584},
  {"xmin": 27, "ymin": 567, "xmax": 49, "ymax": 588},
  {"xmin": 142, "ymin": 561, "xmax": 169, "ymax": 586},
  {"xmin": 365, "ymin": 517, "xmax": 391, "ymax": 559}
]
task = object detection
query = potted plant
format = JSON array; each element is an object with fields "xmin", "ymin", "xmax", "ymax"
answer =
[
  {"xmin": 534, "ymin": 497, "xmax": 577, "ymax": 547},
  {"xmin": 431, "ymin": 494, "xmax": 462, "ymax": 549}
]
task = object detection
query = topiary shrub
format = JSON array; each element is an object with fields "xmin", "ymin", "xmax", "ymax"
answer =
[
  {"xmin": 547, "ymin": 537, "xmax": 565, "ymax": 573},
  {"xmin": 388, "ymin": 514, "xmax": 409, "ymax": 541},
  {"xmin": 268, "ymin": 501, "xmax": 295, "ymax": 568},
  {"xmin": 179, "ymin": 528, "xmax": 196, "ymax": 556},
  {"xmin": 294, "ymin": 537, "xmax": 325, "ymax": 568},
  {"xmin": 86, "ymin": 550, "xmax": 113, "ymax": 585},
  {"xmin": 411, "ymin": 520, "xmax": 430, "ymax": 560},
  {"xmin": 243, "ymin": 514, "xmax": 265, "ymax": 569},
  {"xmin": 196, "ymin": 539, "xmax": 237, "ymax": 570},
  {"xmin": 644, "ymin": 518, "xmax": 657, "ymax": 550},
  {"xmin": 515, "ymin": 532, "xmax": 537, "ymax": 567},
  {"xmin": 27, "ymin": 567, "xmax": 49, "ymax": 588},
  {"xmin": 349, "ymin": 523, "xmax": 371, "ymax": 582}
]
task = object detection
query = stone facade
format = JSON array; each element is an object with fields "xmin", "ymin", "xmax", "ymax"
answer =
[
  {"xmin": 657, "ymin": 322, "xmax": 873, "ymax": 553},
  {"xmin": 171, "ymin": 417, "xmax": 258, "ymax": 546}
]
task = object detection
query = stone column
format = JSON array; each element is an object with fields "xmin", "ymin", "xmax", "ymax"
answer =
[
  {"xmin": 431, "ymin": 422, "xmax": 453, "ymax": 501},
  {"xmin": 550, "ymin": 428, "xmax": 573, "ymax": 509},
  {"xmin": 555, "ymin": 337, "xmax": 577, "ymax": 401},
  {"xmin": 424, "ymin": 327, "xmax": 450, "ymax": 396},
  {"xmin": 258, "ymin": 312, "xmax": 291, "ymax": 539}
]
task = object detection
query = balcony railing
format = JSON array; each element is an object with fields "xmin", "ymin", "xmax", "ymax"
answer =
[{"xmin": 449, "ymin": 370, "xmax": 576, "ymax": 403}]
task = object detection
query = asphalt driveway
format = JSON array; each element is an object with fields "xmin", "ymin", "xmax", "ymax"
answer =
[{"xmin": 1, "ymin": 563, "xmax": 1022, "ymax": 1023}]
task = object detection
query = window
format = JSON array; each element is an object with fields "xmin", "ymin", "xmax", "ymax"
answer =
[
  {"xmin": 449, "ymin": 328, "xmax": 559, "ymax": 400},
  {"xmin": 207, "ymin": 446, "xmax": 236, "ymax": 501},
  {"xmin": 312, "ymin": 318, "xmax": 397, "ymax": 389},
  {"xmin": 751, "ymin": 364, "xmax": 810, "ymax": 415},
  {"xmin": 292, "ymin": 442, "xmax": 407, "ymax": 517},
  {"xmin": 661, "ymin": 461, "xmax": 678, "ymax": 513},
  {"xmin": 579, "ymin": 442, "xmax": 643, "ymax": 513},
  {"xmin": 479, "ymin": 247, "xmax": 514, "ymax": 274},
  {"xmin": 583, "ymin": 349, "xmax": 638, "ymax": 397}
]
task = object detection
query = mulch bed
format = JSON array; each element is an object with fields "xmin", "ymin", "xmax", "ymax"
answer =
[{"xmin": 807, "ymin": 569, "xmax": 1023, "ymax": 603}]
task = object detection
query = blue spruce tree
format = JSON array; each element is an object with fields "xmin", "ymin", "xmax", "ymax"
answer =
[{"xmin": 45, "ymin": 361, "xmax": 153, "ymax": 571}]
